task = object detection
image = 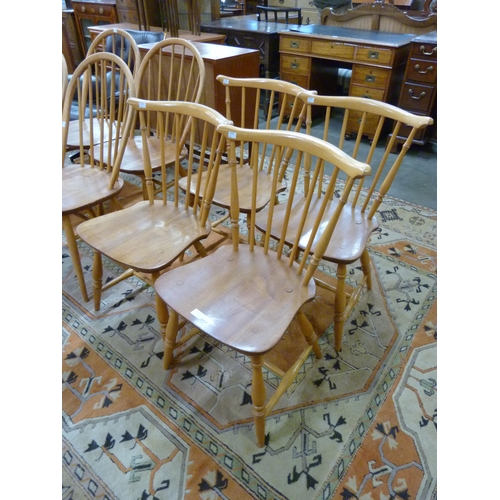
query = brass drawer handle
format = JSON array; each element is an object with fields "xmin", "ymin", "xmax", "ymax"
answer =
[
  {"xmin": 409, "ymin": 89, "xmax": 427, "ymax": 100},
  {"xmin": 291, "ymin": 41, "xmax": 300, "ymax": 49},
  {"xmin": 419, "ymin": 45, "xmax": 437, "ymax": 56},
  {"xmin": 291, "ymin": 62, "xmax": 299, "ymax": 69},
  {"xmin": 362, "ymin": 93, "xmax": 372, "ymax": 99},
  {"xmin": 81, "ymin": 5, "xmax": 85, "ymax": 11},
  {"xmin": 368, "ymin": 50, "xmax": 379, "ymax": 59},
  {"xmin": 414, "ymin": 64, "xmax": 434, "ymax": 75},
  {"xmin": 99, "ymin": 7, "xmax": 104, "ymax": 14},
  {"xmin": 365, "ymin": 74, "xmax": 376, "ymax": 83}
]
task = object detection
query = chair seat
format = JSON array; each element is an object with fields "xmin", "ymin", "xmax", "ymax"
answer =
[
  {"xmin": 76, "ymin": 200, "xmax": 211, "ymax": 273},
  {"xmin": 179, "ymin": 164, "xmax": 287, "ymax": 213},
  {"xmin": 154, "ymin": 244, "xmax": 316, "ymax": 355},
  {"xmin": 66, "ymin": 117, "xmax": 114, "ymax": 148},
  {"xmin": 255, "ymin": 197, "xmax": 379, "ymax": 264},
  {"xmin": 62, "ymin": 164, "xmax": 124, "ymax": 214},
  {"xmin": 112, "ymin": 136, "xmax": 189, "ymax": 174}
]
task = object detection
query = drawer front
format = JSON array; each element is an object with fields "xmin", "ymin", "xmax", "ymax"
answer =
[
  {"xmin": 280, "ymin": 36, "xmax": 311, "ymax": 54},
  {"xmin": 347, "ymin": 111, "xmax": 380, "ymax": 137},
  {"xmin": 281, "ymin": 55, "xmax": 310, "ymax": 76},
  {"xmin": 75, "ymin": 2, "xmax": 115, "ymax": 16},
  {"xmin": 350, "ymin": 84, "xmax": 385, "ymax": 102},
  {"xmin": 280, "ymin": 72, "xmax": 309, "ymax": 89},
  {"xmin": 355, "ymin": 46, "xmax": 393, "ymax": 65},
  {"xmin": 406, "ymin": 58, "xmax": 437, "ymax": 85},
  {"xmin": 410, "ymin": 42, "xmax": 437, "ymax": 61},
  {"xmin": 351, "ymin": 65, "xmax": 390, "ymax": 90},
  {"xmin": 310, "ymin": 40, "xmax": 355, "ymax": 60},
  {"xmin": 399, "ymin": 82, "xmax": 434, "ymax": 112}
]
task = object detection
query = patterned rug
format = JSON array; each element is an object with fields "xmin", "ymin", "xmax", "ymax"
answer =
[{"xmin": 62, "ymin": 172, "xmax": 437, "ymax": 500}]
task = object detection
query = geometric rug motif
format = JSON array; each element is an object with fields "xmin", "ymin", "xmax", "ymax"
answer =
[{"xmin": 63, "ymin": 175, "xmax": 437, "ymax": 500}]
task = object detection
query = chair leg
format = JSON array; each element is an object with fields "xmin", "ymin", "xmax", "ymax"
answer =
[
  {"xmin": 250, "ymin": 354, "xmax": 267, "ymax": 448},
  {"xmin": 296, "ymin": 310, "xmax": 322, "ymax": 359},
  {"xmin": 63, "ymin": 215, "xmax": 89, "ymax": 302},
  {"xmin": 163, "ymin": 309, "xmax": 179, "ymax": 370},
  {"xmin": 334, "ymin": 263, "xmax": 347, "ymax": 352},
  {"xmin": 360, "ymin": 248, "xmax": 373, "ymax": 290},
  {"xmin": 92, "ymin": 251, "xmax": 103, "ymax": 311}
]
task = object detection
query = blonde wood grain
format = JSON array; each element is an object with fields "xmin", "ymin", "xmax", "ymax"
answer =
[
  {"xmin": 76, "ymin": 99, "xmax": 231, "ymax": 310},
  {"xmin": 255, "ymin": 92, "xmax": 433, "ymax": 351},
  {"xmin": 62, "ymin": 52, "xmax": 137, "ymax": 301},
  {"xmin": 154, "ymin": 124, "xmax": 370, "ymax": 446}
]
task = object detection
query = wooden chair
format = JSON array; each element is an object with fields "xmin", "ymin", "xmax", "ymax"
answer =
[
  {"xmin": 62, "ymin": 54, "xmax": 68, "ymax": 107},
  {"xmin": 180, "ymin": 75, "xmax": 311, "ymax": 232},
  {"xmin": 62, "ymin": 52, "xmax": 137, "ymax": 302},
  {"xmin": 154, "ymin": 125, "xmax": 371, "ymax": 447},
  {"xmin": 113, "ymin": 38, "xmax": 207, "ymax": 199},
  {"xmin": 256, "ymin": 93, "xmax": 433, "ymax": 351},
  {"xmin": 66, "ymin": 28, "xmax": 141, "ymax": 151},
  {"xmin": 76, "ymin": 99, "xmax": 231, "ymax": 314}
]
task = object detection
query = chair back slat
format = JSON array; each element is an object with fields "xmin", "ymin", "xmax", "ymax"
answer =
[{"xmin": 219, "ymin": 125, "xmax": 372, "ymax": 286}]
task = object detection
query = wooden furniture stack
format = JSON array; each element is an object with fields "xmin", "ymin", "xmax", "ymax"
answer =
[{"xmin": 393, "ymin": 30, "xmax": 437, "ymax": 147}]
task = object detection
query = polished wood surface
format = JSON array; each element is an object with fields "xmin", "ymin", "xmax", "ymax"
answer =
[
  {"xmin": 76, "ymin": 100, "xmax": 231, "ymax": 311},
  {"xmin": 255, "ymin": 93, "xmax": 433, "ymax": 351},
  {"xmin": 155, "ymin": 125, "xmax": 371, "ymax": 447},
  {"xmin": 62, "ymin": 52, "xmax": 137, "ymax": 302},
  {"xmin": 279, "ymin": 25, "xmax": 415, "ymax": 138}
]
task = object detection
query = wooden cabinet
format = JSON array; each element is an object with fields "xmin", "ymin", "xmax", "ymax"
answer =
[
  {"xmin": 62, "ymin": 9, "xmax": 84, "ymax": 72},
  {"xmin": 279, "ymin": 26, "xmax": 413, "ymax": 138},
  {"xmin": 394, "ymin": 31, "xmax": 437, "ymax": 146},
  {"xmin": 72, "ymin": 0, "xmax": 119, "ymax": 55}
]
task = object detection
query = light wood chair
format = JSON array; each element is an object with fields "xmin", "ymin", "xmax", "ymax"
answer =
[
  {"xmin": 76, "ymin": 99, "xmax": 231, "ymax": 314},
  {"xmin": 62, "ymin": 54, "xmax": 68, "ymax": 107},
  {"xmin": 113, "ymin": 38, "xmax": 207, "ymax": 199},
  {"xmin": 180, "ymin": 75, "xmax": 311, "ymax": 232},
  {"xmin": 62, "ymin": 52, "xmax": 137, "ymax": 302},
  {"xmin": 154, "ymin": 125, "xmax": 371, "ymax": 447},
  {"xmin": 256, "ymin": 93, "xmax": 433, "ymax": 351},
  {"xmin": 66, "ymin": 28, "xmax": 141, "ymax": 151}
]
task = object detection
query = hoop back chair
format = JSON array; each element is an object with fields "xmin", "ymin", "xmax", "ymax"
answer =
[
  {"xmin": 66, "ymin": 29, "xmax": 141, "ymax": 151},
  {"xmin": 257, "ymin": 93, "xmax": 434, "ymax": 351},
  {"xmin": 112, "ymin": 38, "xmax": 207, "ymax": 198},
  {"xmin": 181, "ymin": 75, "xmax": 312, "ymax": 232},
  {"xmin": 76, "ymin": 99, "xmax": 231, "ymax": 315},
  {"xmin": 154, "ymin": 125, "xmax": 371, "ymax": 447},
  {"xmin": 62, "ymin": 52, "xmax": 137, "ymax": 302},
  {"xmin": 62, "ymin": 54, "xmax": 68, "ymax": 107}
]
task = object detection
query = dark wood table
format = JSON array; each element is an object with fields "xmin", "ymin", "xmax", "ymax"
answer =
[{"xmin": 201, "ymin": 15, "xmax": 300, "ymax": 78}]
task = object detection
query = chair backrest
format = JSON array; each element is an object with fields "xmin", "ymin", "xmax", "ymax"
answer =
[
  {"xmin": 297, "ymin": 92, "xmax": 433, "ymax": 219},
  {"xmin": 87, "ymin": 28, "xmax": 142, "ymax": 76},
  {"xmin": 62, "ymin": 54, "xmax": 68, "ymax": 106},
  {"xmin": 134, "ymin": 38, "xmax": 207, "ymax": 138},
  {"xmin": 127, "ymin": 98, "xmax": 232, "ymax": 221},
  {"xmin": 218, "ymin": 124, "xmax": 371, "ymax": 285},
  {"xmin": 215, "ymin": 75, "xmax": 313, "ymax": 172},
  {"xmin": 62, "ymin": 52, "xmax": 137, "ymax": 178}
]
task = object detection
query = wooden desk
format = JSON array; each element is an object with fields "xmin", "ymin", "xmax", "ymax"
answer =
[
  {"xmin": 279, "ymin": 25, "xmax": 415, "ymax": 138},
  {"xmin": 201, "ymin": 15, "xmax": 300, "ymax": 77}
]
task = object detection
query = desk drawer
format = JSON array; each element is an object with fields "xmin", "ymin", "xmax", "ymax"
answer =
[
  {"xmin": 281, "ymin": 55, "xmax": 310, "ymax": 76},
  {"xmin": 352, "ymin": 65, "xmax": 390, "ymax": 90},
  {"xmin": 347, "ymin": 111, "xmax": 380, "ymax": 137},
  {"xmin": 350, "ymin": 84, "xmax": 385, "ymax": 101},
  {"xmin": 310, "ymin": 40, "xmax": 355, "ymax": 60},
  {"xmin": 399, "ymin": 82, "xmax": 434, "ymax": 112},
  {"xmin": 406, "ymin": 58, "xmax": 437, "ymax": 85},
  {"xmin": 355, "ymin": 46, "xmax": 393, "ymax": 65},
  {"xmin": 280, "ymin": 36, "xmax": 311, "ymax": 54},
  {"xmin": 75, "ymin": 2, "xmax": 115, "ymax": 16},
  {"xmin": 280, "ymin": 72, "xmax": 309, "ymax": 89},
  {"xmin": 410, "ymin": 42, "xmax": 437, "ymax": 61}
]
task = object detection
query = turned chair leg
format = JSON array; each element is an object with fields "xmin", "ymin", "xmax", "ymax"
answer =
[
  {"xmin": 163, "ymin": 310, "xmax": 179, "ymax": 370},
  {"xmin": 334, "ymin": 263, "xmax": 347, "ymax": 352},
  {"xmin": 296, "ymin": 310, "xmax": 322, "ymax": 359},
  {"xmin": 92, "ymin": 251, "xmax": 103, "ymax": 311},
  {"xmin": 250, "ymin": 354, "xmax": 267, "ymax": 448},
  {"xmin": 63, "ymin": 215, "xmax": 89, "ymax": 302},
  {"xmin": 360, "ymin": 248, "xmax": 373, "ymax": 290}
]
